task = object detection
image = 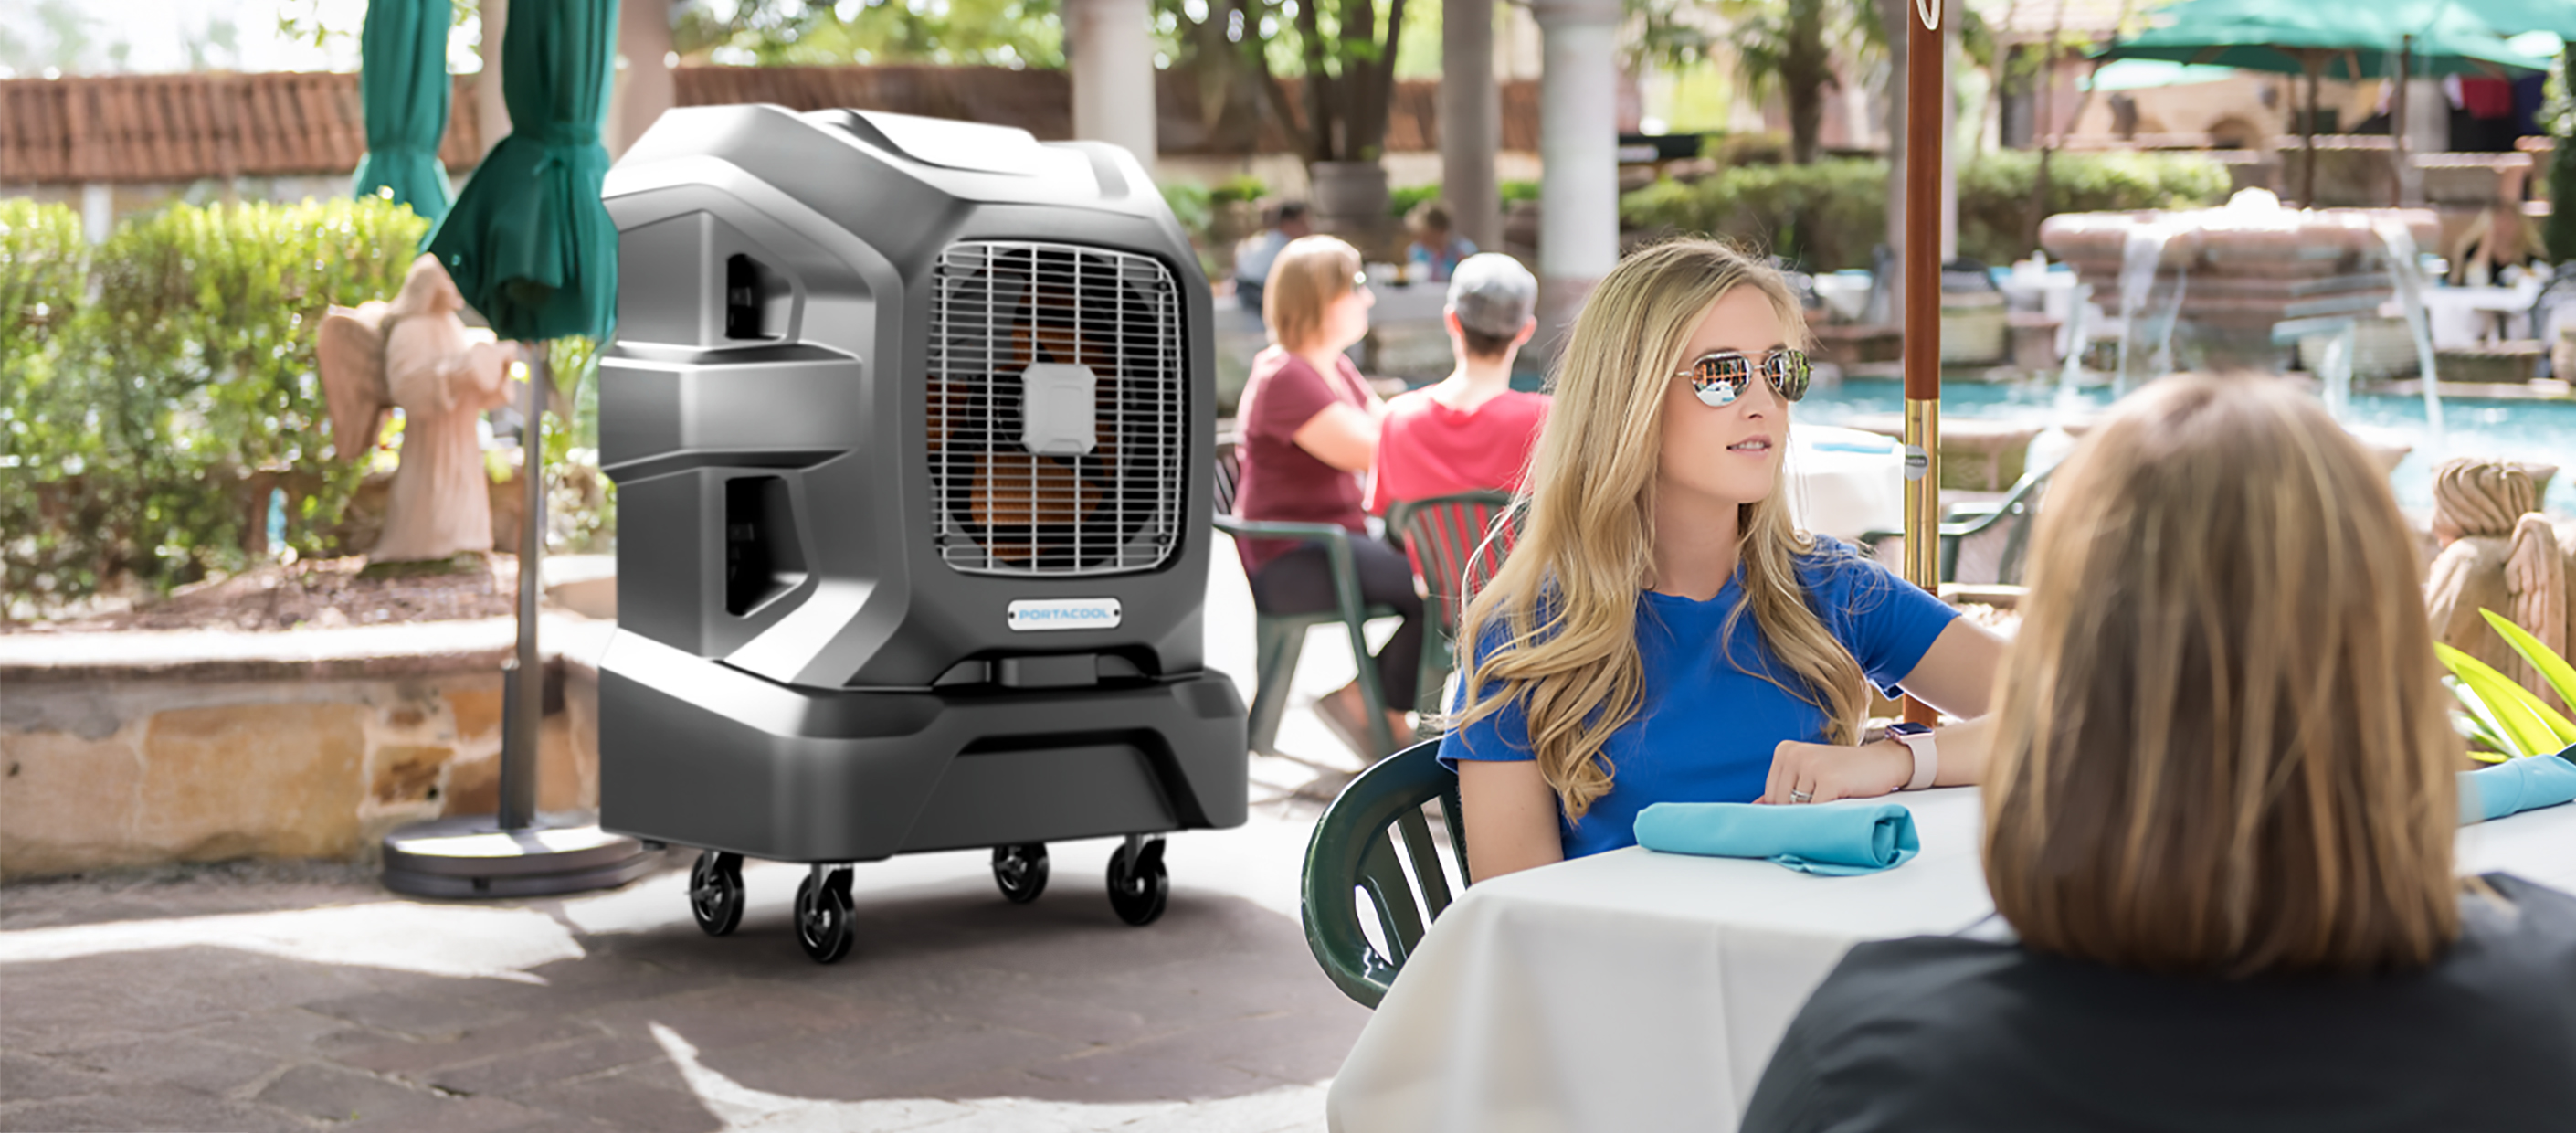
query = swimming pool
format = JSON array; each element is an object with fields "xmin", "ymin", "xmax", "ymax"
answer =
[{"xmin": 1794, "ymin": 377, "xmax": 2576, "ymax": 516}]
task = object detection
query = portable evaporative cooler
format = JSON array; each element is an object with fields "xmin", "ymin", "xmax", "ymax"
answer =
[{"xmin": 594, "ymin": 105, "xmax": 1248, "ymax": 963}]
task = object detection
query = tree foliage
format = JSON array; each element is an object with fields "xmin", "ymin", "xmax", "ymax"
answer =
[{"xmin": 0, "ymin": 198, "xmax": 430, "ymax": 618}]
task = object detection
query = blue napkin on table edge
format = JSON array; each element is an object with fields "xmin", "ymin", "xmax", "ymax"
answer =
[
  {"xmin": 1633, "ymin": 800, "xmax": 1920, "ymax": 876},
  {"xmin": 2458, "ymin": 746, "xmax": 2576, "ymax": 825}
]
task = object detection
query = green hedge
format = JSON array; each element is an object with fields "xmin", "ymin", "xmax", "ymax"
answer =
[
  {"xmin": 2, "ymin": 197, "xmax": 430, "ymax": 617},
  {"xmin": 1621, "ymin": 151, "xmax": 2233, "ymax": 270}
]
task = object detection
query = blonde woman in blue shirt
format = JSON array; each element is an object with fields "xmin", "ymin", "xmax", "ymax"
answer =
[{"xmin": 1445, "ymin": 241, "xmax": 2009, "ymax": 879}]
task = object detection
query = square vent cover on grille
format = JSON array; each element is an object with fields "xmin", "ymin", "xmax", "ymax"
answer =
[{"xmin": 927, "ymin": 241, "xmax": 1187, "ymax": 577}]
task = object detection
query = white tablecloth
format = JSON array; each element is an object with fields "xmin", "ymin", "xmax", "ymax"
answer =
[
  {"xmin": 1783, "ymin": 424, "xmax": 1905, "ymax": 542},
  {"xmin": 1325, "ymin": 789, "xmax": 2576, "ymax": 1133}
]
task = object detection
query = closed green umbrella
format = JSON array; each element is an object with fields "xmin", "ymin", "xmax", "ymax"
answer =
[
  {"xmin": 351, "ymin": 0, "xmax": 455, "ymax": 222},
  {"xmin": 385, "ymin": 0, "xmax": 647, "ymax": 898},
  {"xmin": 424, "ymin": 0, "xmax": 619, "ymax": 343}
]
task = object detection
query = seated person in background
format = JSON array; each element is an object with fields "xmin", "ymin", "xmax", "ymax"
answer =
[
  {"xmin": 1404, "ymin": 201, "xmax": 1476, "ymax": 284},
  {"xmin": 1234, "ymin": 235, "xmax": 1422, "ymax": 758},
  {"xmin": 1445, "ymin": 240, "xmax": 2009, "ymax": 880},
  {"xmin": 1366, "ymin": 253, "xmax": 1549, "ymax": 521},
  {"xmin": 1232, "ymin": 201, "xmax": 1312, "ymax": 319},
  {"xmin": 1742, "ymin": 376, "xmax": 2576, "ymax": 1133}
]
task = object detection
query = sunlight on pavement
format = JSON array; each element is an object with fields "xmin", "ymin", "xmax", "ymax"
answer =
[
  {"xmin": 0, "ymin": 902, "xmax": 583, "ymax": 983},
  {"xmin": 650, "ymin": 1022, "xmax": 1329, "ymax": 1133}
]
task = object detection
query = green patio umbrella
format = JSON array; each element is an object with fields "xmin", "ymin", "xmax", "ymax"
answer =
[
  {"xmin": 2102, "ymin": 0, "xmax": 2547, "ymax": 205},
  {"xmin": 385, "ymin": 0, "xmax": 647, "ymax": 898},
  {"xmin": 351, "ymin": 0, "xmax": 455, "ymax": 222}
]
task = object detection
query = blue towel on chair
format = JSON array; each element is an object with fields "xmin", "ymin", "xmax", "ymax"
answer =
[
  {"xmin": 1633, "ymin": 801, "xmax": 1920, "ymax": 875},
  {"xmin": 2458, "ymin": 747, "xmax": 2576, "ymax": 824}
]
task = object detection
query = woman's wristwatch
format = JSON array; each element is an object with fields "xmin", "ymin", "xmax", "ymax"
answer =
[{"xmin": 1886, "ymin": 722, "xmax": 1938, "ymax": 790}]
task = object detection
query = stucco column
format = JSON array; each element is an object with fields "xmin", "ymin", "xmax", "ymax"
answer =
[
  {"xmin": 1441, "ymin": 0, "xmax": 1503, "ymax": 252},
  {"xmin": 1065, "ymin": 0, "xmax": 1157, "ymax": 164},
  {"xmin": 1530, "ymin": 0, "xmax": 1621, "ymax": 350},
  {"xmin": 614, "ymin": 0, "xmax": 676, "ymax": 157},
  {"xmin": 476, "ymin": 0, "xmax": 510, "ymax": 160}
]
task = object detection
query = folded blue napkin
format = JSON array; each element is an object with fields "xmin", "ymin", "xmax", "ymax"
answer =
[
  {"xmin": 1633, "ymin": 801, "xmax": 1920, "ymax": 875},
  {"xmin": 2458, "ymin": 747, "xmax": 2576, "ymax": 825}
]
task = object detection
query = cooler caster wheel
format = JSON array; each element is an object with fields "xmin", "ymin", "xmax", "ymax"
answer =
[
  {"xmin": 992, "ymin": 843, "xmax": 1050, "ymax": 904},
  {"xmin": 1106, "ymin": 835, "xmax": 1168, "ymax": 927},
  {"xmin": 794, "ymin": 866, "xmax": 856, "ymax": 964},
  {"xmin": 688, "ymin": 851, "xmax": 744, "ymax": 937}
]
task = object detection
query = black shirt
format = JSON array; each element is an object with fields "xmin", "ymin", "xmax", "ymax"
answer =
[{"xmin": 1743, "ymin": 874, "xmax": 2576, "ymax": 1133}]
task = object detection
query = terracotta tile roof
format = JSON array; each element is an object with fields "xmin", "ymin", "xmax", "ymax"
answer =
[
  {"xmin": 674, "ymin": 65, "xmax": 1541, "ymax": 154},
  {"xmin": 2, "ymin": 70, "xmax": 481, "ymax": 185},
  {"xmin": 2, "ymin": 64, "xmax": 1532, "ymax": 186}
]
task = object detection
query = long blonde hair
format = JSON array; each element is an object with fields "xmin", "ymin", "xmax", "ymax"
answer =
[
  {"xmin": 1451, "ymin": 239, "xmax": 1866, "ymax": 820},
  {"xmin": 1982, "ymin": 376, "xmax": 2463, "ymax": 977}
]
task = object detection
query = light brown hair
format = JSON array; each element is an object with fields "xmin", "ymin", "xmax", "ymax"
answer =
[
  {"xmin": 1262, "ymin": 235, "xmax": 1362, "ymax": 354},
  {"xmin": 1982, "ymin": 375, "xmax": 2463, "ymax": 977},
  {"xmin": 1451, "ymin": 239, "xmax": 1863, "ymax": 820}
]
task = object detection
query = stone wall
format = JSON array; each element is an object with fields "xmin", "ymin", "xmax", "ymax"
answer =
[{"xmin": 0, "ymin": 619, "xmax": 605, "ymax": 879}]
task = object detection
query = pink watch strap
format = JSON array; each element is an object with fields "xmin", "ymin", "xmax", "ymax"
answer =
[{"xmin": 1896, "ymin": 729, "xmax": 1938, "ymax": 791}]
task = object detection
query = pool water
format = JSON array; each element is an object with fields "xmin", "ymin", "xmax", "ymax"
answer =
[{"xmin": 1795, "ymin": 378, "xmax": 2576, "ymax": 516}]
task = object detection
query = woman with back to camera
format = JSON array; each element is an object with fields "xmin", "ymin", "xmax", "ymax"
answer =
[
  {"xmin": 1743, "ymin": 376, "xmax": 2576, "ymax": 1133},
  {"xmin": 1444, "ymin": 240, "xmax": 2010, "ymax": 877},
  {"xmin": 1232, "ymin": 235, "xmax": 1422, "ymax": 757}
]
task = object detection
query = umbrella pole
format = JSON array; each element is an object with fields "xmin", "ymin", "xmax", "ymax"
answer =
[
  {"xmin": 501, "ymin": 344, "xmax": 549, "ymax": 831},
  {"xmin": 1901, "ymin": 0, "xmax": 1943, "ymax": 728},
  {"xmin": 2391, "ymin": 37, "xmax": 2410, "ymax": 208}
]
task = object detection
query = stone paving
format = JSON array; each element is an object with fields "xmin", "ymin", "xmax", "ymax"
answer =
[{"xmin": 0, "ymin": 540, "xmax": 1390, "ymax": 1131}]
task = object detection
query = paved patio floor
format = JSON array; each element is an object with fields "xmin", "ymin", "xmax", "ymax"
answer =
[{"xmin": 1, "ymin": 540, "xmax": 1390, "ymax": 1131}]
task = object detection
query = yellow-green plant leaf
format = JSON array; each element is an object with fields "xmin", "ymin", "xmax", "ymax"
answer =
[
  {"xmin": 2435, "ymin": 643, "xmax": 2564, "ymax": 756},
  {"xmin": 2478, "ymin": 609, "xmax": 2576, "ymax": 719},
  {"xmin": 2447, "ymin": 678, "xmax": 2515, "ymax": 757}
]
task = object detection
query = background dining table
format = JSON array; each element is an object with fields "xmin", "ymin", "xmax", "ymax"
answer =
[{"xmin": 1324, "ymin": 786, "xmax": 2576, "ymax": 1133}]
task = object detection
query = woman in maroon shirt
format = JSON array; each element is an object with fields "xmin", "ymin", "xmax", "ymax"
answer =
[{"xmin": 1233, "ymin": 236, "xmax": 1421, "ymax": 757}]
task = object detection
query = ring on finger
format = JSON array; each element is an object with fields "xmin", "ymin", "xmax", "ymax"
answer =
[{"xmin": 1788, "ymin": 789, "xmax": 1813, "ymax": 804}]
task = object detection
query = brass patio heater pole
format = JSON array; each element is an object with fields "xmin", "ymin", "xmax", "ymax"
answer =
[{"xmin": 1902, "ymin": 0, "xmax": 1944, "ymax": 727}]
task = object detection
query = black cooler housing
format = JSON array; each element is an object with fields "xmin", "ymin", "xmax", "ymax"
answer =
[{"xmin": 594, "ymin": 105, "xmax": 1247, "ymax": 863}]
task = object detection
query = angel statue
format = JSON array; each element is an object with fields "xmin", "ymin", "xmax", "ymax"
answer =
[{"xmin": 317, "ymin": 254, "xmax": 523, "ymax": 563}]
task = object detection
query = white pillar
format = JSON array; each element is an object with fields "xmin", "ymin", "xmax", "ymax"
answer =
[
  {"xmin": 1441, "ymin": 0, "xmax": 1503, "ymax": 252},
  {"xmin": 477, "ymin": 0, "xmax": 510, "ymax": 159},
  {"xmin": 1940, "ymin": 0, "xmax": 1960, "ymax": 260},
  {"xmin": 81, "ymin": 183, "xmax": 112, "ymax": 244},
  {"xmin": 1066, "ymin": 0, "xmax": 1157, "ymax": 164},
  {"xmin": 1531, "ymin": 0, "xmax": 1621, "ymax": 346}
]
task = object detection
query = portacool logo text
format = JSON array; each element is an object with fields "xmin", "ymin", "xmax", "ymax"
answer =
[{"xmin": 1006, "ymin": 598, "xmax": 1124, "ymax": 631}]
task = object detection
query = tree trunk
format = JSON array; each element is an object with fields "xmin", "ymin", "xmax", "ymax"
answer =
[
  {"xmin": 1297, "ymin": 0, "xmax": 1335, "ymax": 162},
  {"xmin": 1784, "ymin": 0, "xmax": 1828, "ymax": 164}
]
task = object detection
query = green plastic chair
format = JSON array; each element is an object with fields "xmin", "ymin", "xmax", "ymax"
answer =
[
  {"xmin": 1383, "ymin": 491, "xmax": 1515, "ymax": 720},
  {"xmin": 1861, "ymin": 462, "xmax": 2054, "ymax": 586},
  {"xmin": 1213, "ymin": 436, "xmax": 1401, "ymax": 757},
  {"xmin": 1300, "ymin": 737, "xmax": 1467, "ymax": 1008}
]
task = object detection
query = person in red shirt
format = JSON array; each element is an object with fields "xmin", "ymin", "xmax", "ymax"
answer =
[
  {"xmin": 1233, "ymin": 236, "xmax": 1422, "ymax": 758},
  {"xmin": 1366, "ymin": 253, "xmax": 1547, "ymax": 520}
]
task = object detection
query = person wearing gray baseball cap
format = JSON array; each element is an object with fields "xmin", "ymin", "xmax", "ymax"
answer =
[{"xmin": 1366, "ymin": 253, "xmax": 1551, "ymax": 518}]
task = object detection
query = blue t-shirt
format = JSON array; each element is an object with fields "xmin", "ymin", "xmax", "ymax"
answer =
[{"xmin": 1439, "ymin": 541, "xmax": 1958, "ymax": 859}]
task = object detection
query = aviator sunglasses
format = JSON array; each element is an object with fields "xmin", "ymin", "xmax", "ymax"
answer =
[{"xmin": 1676, "ymin": 348, "xmax": 1811, "ymax": 408}]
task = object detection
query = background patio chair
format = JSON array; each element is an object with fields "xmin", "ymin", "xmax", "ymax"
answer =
[
  {"xmin": 1213, "ymin": 436, "xmax": 1401, "ymax": 757},
  {"xmin": 1384, "ymin": 491, "xmax": 1515, "ymax": 719},
  {"xmin": 1862, "ymin": 462, "xmax": 2054, "ymax": 586},
  {"xmin": 1300, "ymin": 737, "xmax": 1465, "ymax": 1008}
]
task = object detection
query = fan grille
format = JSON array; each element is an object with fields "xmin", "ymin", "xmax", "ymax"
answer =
[{"xmin": 927, "ymin": 240, "xmax": 1186, "ymax": 577}]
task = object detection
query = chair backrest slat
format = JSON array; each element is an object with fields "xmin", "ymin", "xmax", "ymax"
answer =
[
  {"xmin": 1213, "ymin": 434, "xmax": 1243, "ymax": 517},
  {"xmin": 1392, "ymin": 491, "xmax": 1515, "ymax": 631},
  {"xmin": 1355, "ymin": 835, "xmax": 1426, "ymax": 968},
  {"xmin": 1394, "ymin": 807, "xmax": 1454, "ymax": 919}
]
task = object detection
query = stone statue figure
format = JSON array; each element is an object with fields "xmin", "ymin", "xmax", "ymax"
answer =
[
  {"xmin": 317, "ymin": 254, "xmax": 523, "ymax": 563},
  {"xmin": 2424, "ymin": 458, "xmax": 2575, "ymax": 713}
]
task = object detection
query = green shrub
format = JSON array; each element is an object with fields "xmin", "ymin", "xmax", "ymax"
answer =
[
  {"xmin": 1955, "ymin": 150, "xmax": 2233, "ymax": 265},
  {"xmin": 1388, "ymin": 183, "xmax": 1443, "ymax": 219},
  {"xmin": 2, "ymin": 197, "xmax": 430, "ymax": 617},
  {"xmin": 1501, "ymin": 179, "xmax": 1540, "ymax": 205},
  {"xmin": 1159, "ymin": 180, "xmax": 1214, "ymax": 240},
  {"xmin": 1619, "ymin": 152, "xmax": 2233, "ymax": 271},
  {"xmin": 1209, "ymin": 175, "xmax": 1269, "ymax": 206}
]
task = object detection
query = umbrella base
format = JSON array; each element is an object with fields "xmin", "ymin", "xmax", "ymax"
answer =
[{"xmin": 380, "ymin": 813, "xmax": 659, "ymax": 898}]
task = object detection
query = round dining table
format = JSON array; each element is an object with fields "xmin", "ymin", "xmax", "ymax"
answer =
[{"xmin": 1323, "ymin": 787, "xmax": 2576, "ymax": 1133}]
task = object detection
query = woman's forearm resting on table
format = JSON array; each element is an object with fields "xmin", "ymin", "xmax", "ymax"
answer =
[
  {"xmin": 1458, "ymin": 758, "xmax": 1565, "ymax": 882},
  {"xmin": 1755, "ymin": 619, "xmax": 2008, "ymax": 804}
]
